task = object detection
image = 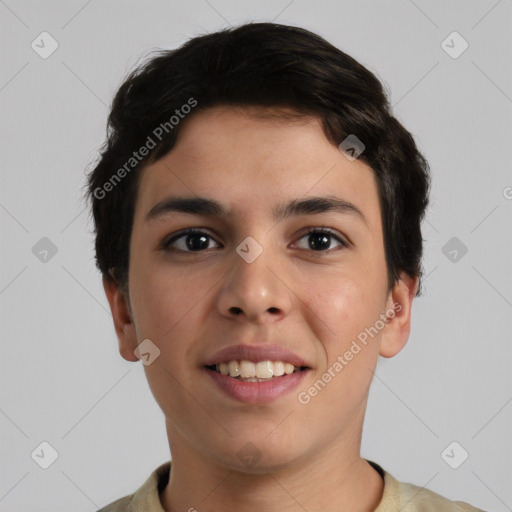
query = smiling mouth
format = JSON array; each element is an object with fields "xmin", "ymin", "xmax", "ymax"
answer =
[{"xmin": 204, "ymin": 360, "xmax": 310, "ymax": 382}]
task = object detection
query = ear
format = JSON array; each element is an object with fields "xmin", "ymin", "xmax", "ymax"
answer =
[
  {"xmin": 102, "ymin": 274, "xmax": 139, "ymax": 362},
  {"xmin": 379, "ymin": 272, "xmax": 419, "ymax": 358}
]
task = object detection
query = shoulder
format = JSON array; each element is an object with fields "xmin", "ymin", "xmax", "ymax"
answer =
[
  {"xmin": 95, "ymin": 461, "xmax": 171, "ymax": 512},
  {"xmin": 96, "ymin": 495, "xmax": 133, "ymax": 512},
  {"xmin": 393, "ymin": 478, "xmax": 485, "ymax": 511},
  {"xmin": 367, "ymin": 460, "xmax": 486, "ymax": 512}
]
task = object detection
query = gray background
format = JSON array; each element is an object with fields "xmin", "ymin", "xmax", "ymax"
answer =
[{"xmin": 1, "ymin": 1, "xmax": 511, "ymax": 511}]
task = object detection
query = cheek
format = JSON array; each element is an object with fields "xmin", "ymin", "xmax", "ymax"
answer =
[
  {"xmin": 298, "ymin": 279, "xmax": 382, "ymax": 426},
  {"xmin": 303, "ymin": 272, "xmax": 385, "ymax": 377},
  {"xmin": 131, "ymin": 269, "xmax": 205, "ymax": 414},
  {"xmin": 306, "ymin": 272, "xmax": 382, "ymax": 334},
  {"xmin": 130, "ymin": 259, "xmax": 205, "ymax": 336},
  {"xmin": 129, "ymin": 264, "xmax": 215, "ymax": 387}
]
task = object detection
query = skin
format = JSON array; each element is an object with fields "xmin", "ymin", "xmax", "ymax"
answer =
[{"xmin": 103, "ymin": 105, "xmax": 418, "ymax": 512}]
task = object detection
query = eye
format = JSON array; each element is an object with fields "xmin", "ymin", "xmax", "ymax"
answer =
[
  {"xmin": 161, "ymin": 227, "xmax": 348, "ymax": 253},
  {"xmin": 294, "ymin": 227, "xmax": 348, "ymax": 252},
  {"xmin": 162, "ymin": 228, "xmax": 221, "ymax": 252}
]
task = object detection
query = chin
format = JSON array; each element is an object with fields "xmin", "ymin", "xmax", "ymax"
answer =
[
  {"xmin": 215, "ymin": 440, "xmax": 312, "ymax": 475},
  {"xmin": 229, "ymin": 453, "xmax": 303, "ymax": 474}
]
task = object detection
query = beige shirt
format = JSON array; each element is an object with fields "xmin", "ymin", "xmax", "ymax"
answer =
[{"xmin": 97, "ymin": 460, "xmax": 485, "ymax": 511}]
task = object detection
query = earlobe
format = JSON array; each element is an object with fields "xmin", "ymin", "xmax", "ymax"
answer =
[
  {"xmin": 379, "ymin": 273, "xmax": 419, "ymax": 358},
  {"xmin": 102, "ymin": 274, "xmax": 139, "ymax": 362}
]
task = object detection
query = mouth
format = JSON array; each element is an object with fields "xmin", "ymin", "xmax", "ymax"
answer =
[
  {"xmin": 203, "ymin": 359, "xmax": 311, "ymax": 404},
  {"xmin": 204, "ymin": 360, "xmax": 310, "ymax": 382}
]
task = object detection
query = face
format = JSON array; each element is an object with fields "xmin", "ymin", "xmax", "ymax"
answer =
[{"xmin": 105, "ymin": 105, "xmax": 416, "ymax": 472}]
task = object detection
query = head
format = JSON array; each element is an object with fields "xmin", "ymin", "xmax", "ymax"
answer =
[{"xmin": 86, "ymin": 22, "xmax": 430, "ymax": 470}]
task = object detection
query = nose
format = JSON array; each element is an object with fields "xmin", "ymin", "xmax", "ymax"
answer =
[{"xmin": 215, "ymin": 239, "xmax": 293, "ymax": 325}]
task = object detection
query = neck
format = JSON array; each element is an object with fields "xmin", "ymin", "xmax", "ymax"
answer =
[{"xmin": 159, "ymin": 432, "xmax": 384, "ymax": 512}]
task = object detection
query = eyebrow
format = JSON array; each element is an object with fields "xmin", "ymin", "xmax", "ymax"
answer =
[{"xmin": 145, "ymin": 195, "xmax": 368, "ymax": 227}]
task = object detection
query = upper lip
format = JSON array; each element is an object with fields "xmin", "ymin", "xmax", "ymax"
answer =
[{"xmin": 203, "ymin": 344, "xmax": 310, "ymax": 368}]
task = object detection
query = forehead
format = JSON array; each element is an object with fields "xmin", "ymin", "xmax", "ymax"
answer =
[{"xmin": 134, "ymin": 106, "xmax": 381, "ymax": 228}]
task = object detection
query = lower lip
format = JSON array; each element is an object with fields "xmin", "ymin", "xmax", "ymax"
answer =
[{"xmin": 204, "ymin": 367, "xmax": 310, "ymax": 404}]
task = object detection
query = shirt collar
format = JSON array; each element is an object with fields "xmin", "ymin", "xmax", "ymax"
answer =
[{"xmin": 127, "ymin": 459, "xmax": 399, "ymax": 511}]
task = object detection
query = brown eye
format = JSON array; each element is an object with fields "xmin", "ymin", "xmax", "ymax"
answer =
[
  {"xmin": 295, "ymin": 228, "xmax": 348, "ymax": 252},
  {"xmin": 163, "ymin": 229, "xmax": 221, "ymax": 252}
]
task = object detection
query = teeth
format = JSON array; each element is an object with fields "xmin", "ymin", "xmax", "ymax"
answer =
[
  {"xmin": 283, "ymin": 362, "xmax": 294, "ymax": 375},
  {"xmin": 214, "ymin": 360, "xmax": 303, "ymax": 379},
  {"xmin": 273, "ymin": 361, "xmax": 285, "ymax": 377},
  {"xmin": 240, "ymin": 360, "xmax": 256, "ymax": 378},
  {"xmin": 228, "ymin": 360, "xmax": 240, "ymax": 377},
  {"xmin": 256, "ymin": 361, "xmax": 273, "ymax": 379}
]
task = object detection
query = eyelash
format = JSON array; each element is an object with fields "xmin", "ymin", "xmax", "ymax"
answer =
[{"xmin": 161, "ymin": 227, "xmax": 348, "ymax": 253}]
